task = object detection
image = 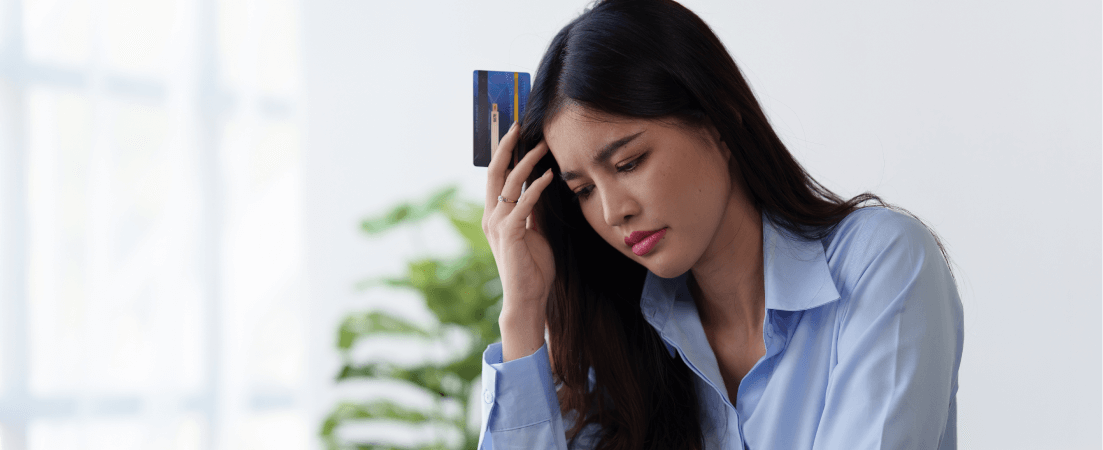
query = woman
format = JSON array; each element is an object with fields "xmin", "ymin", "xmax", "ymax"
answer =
[{"xmin": 478, "ymin": 0, "xmax": 963, "ymax": 449}]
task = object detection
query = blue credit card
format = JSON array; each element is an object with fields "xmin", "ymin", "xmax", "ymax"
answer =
[{"xmin": 473, "ymin": 70, "xmax": 531, "ymax": 167}]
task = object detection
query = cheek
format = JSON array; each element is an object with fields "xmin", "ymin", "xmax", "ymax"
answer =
[
  {"xmin": 678, "ymin": 155, "xmax": 728, "ymax": 212},
  {"xmin": 580, "ymin": 204, "xmax": 616, "ymax": 244}
]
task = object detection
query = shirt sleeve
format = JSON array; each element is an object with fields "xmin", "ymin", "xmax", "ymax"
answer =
[
  {"xmin": 812, "ymin": 212, "xmax": 965, "ymax": 450},
  {"xmin": 478, "ymin": 342, "xmax": 571, "ymax": 450}
]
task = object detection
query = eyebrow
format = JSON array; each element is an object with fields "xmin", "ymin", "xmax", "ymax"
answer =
[{"xmin": 559, "ymin": 131, "xmax": 645, "ymax": 182}]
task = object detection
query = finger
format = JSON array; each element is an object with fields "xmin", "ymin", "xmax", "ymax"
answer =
[
  {"xmin": 509, "ymin": 168, "xmax": 554, "ymax": 226},
  {"xmin": 485, "ymin": 121, "xmax": 520, "ymax": 210},
  {"xmin": 497, "ymin": 119, "xmax": 524, "ymax": 166},
  {"xmin": 500, "ymin": 140, "xmax": 549, "ymax": 205}
]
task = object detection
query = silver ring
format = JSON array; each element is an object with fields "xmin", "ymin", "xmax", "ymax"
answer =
[{"xmin": 498, "ymin": 195, "xmax": 518, "ymax": 203}]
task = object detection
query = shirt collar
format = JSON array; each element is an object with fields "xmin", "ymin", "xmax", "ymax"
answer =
[{"xmin": 640, "ymin": 212, "xmax": 841, "ymax": 326}]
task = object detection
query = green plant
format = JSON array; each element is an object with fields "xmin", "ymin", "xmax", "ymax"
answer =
[{"xmin": 320, "ymin": 186, "xmax": 503, "ymax": 450}]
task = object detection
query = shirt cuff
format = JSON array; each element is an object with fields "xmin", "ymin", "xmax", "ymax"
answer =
[{"xmin": 481, "ymin": 342, "xmax": 560, "ymax": 432}]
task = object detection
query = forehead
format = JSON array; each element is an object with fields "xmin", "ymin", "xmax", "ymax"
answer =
[{"xmin": 543, "ymin": 105, "xmax": 648, "ymax": 166}]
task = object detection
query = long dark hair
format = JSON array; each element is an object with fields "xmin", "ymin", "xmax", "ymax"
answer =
[{"xmin": 519, "ymin": 1, "xmax": 947, "ymax": 448}]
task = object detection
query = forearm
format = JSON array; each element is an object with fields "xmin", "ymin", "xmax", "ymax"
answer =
[{"xmin": 499, "ymin": 297, "xmax": 547, "ymax": 362}]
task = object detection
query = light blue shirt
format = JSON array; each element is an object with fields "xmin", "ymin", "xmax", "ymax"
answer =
[{"xmin": 478, "ymin": 207, "xmax": 964, "ymax": 449}]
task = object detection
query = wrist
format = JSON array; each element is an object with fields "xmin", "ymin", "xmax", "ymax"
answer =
[
  {"xmin": 499, "ymin": 291, "xmax": 547, "ymax": 324},
  {"xmin": 499, "ymin": 303, "xmax": 547, "ymax": 362},
  {"xmin": 499, "ymin": 302, "xmax": 545, "ymax": 325}
]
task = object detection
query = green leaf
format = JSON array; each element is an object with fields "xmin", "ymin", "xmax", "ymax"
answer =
[
  {"xmin": 330, "ymin": 186, "xmax": 506, "ymax": 450},
  {"xmin": 378, "ymin": 255, "xmax": 500, "ymax": 327},
  {"xmin": 349, "ymin": 443, "xmax": 447, "ymax": 450},
  {"xmin": 337, "ymin": 312, "xmax": 433, "ymax": 350},
  {"xmin": 442, "ymin": 201, "xmax": 490, "ymax": 252},
  {"xmin": 359, "ymin": 202, "xmax": 411, "ymax": 234},
  {"xmin": 425, "ymin": 186, "xmax": 458, "ymax": 211},
  {"xmin": 360, "ymin": 187, "xmax": 458, "ymax": 235},
  {"xmin": 443, "ymin": 350, "xmax": 483, "ymax": 382},
  {"xmin": 335, "ymin": 364, "xmax": 467, "ymax": 399},
  {"xmin": 353, "ymin": 274, "xmax": 409, "ymax": 291},
  {"xmin": 325, "ymin": 399, "xmax": 437, "ymax": 424}
]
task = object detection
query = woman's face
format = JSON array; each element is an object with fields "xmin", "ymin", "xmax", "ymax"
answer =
[{"xmin": 544, "ymin": 105, "xmax": 739, "ymax": 278}]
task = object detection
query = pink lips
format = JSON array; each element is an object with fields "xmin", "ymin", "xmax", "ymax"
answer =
[{"xmin": 625, "ymin": 228, "xmax": 667, "ymax": 256}]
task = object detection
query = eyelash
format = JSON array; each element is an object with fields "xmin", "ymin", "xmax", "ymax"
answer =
[{"xmin": 572, "ymin": 152, "xmax": 648, "ymax": 201}]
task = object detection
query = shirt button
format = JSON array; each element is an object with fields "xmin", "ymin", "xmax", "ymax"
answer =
[{"xmin": 483, "ymin": 389, "xmax": 494, "ymax": 404}]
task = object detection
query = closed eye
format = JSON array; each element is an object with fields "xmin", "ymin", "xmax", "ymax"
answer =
[
  {"xmin": 571, "ymin": 151, "xmax": 649, "ymax": 201},
  {"xmin": 615, "ymin": 151, "xmax": 648, "ymax": 173}
]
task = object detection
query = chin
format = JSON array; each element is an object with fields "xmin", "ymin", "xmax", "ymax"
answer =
[
  {"xmin": 636, "ymin": 253, "xmax": 692, "ymax": 279},
  {"xmin": 647, "ymin": 266, "xmax": 685, "ymax": 279}
]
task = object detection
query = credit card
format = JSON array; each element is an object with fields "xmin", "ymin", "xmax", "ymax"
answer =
[{"xmin": 473, "ymin": 70, "xmax": 531, "ymax": 167}]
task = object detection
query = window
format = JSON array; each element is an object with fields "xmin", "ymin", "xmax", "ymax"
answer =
[{"xmin": 0, "ymin": 0, "xmax": 310, "ymax": 448}]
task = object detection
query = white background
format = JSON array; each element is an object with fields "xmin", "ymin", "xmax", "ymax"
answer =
[{"xmin": 302, "ymin": 1, "xmax": 1101, "ymax": 449}]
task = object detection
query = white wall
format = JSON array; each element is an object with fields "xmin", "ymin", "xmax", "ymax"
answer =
[{"xmin": 302, "ymin": 1, "xmax": 1102, "ymax": 448}]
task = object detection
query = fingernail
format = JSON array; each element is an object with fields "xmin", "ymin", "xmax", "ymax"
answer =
[{"xmin": 544, "ymin": 169, "xmax": 552, "ymax": 176}]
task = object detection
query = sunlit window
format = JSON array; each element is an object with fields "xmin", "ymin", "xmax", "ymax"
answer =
[{"xmin": 0, "ymin": 0, "xmax": 308, "ymax": 448}]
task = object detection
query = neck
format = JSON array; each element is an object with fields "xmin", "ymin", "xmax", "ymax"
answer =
[{"xmin": 688, "ymin": 190, "xmax": 765, "ymax": 336}]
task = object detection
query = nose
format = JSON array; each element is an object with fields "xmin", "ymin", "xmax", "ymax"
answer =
[{"xmin": 599, "ymin": 182, "xmax": 640, "ymax": 227}]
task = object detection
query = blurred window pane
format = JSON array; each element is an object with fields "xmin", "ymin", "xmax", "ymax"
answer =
[
  {"xmin": 83, "ymin": 420, "xmax": 144, "ymax": 450},
  {"xmin": 239, "ymin": 410, "xmax": 309, "ymax": 450},
  {"xmin": 251, "ymin": 120, "xmax": 299, "ymax": 192},
  {"xmin": 26, "ymin": 87, "xmax": 93, "ymax": 395},
  {"xmin": 22, "ymin": 0, "xmax": 94, "ymax": 66},
  {"xmin": 220, "ymin": 117, "xmax": 303, "ymax": 391},
  {"xmin": 6, "ymin": 0, "xmax": 305, "ymax": 447},
  {"xmin": 28, "ymin": 419, "xmax": 171, "ymax": 450},
  {"xmin": 256, "ymin": 0, "xmax": 300, "ymax": 96},
  {"xmin": 27, "ymin": 420, "xmax": 80, "ymax": 450},
  {"xmin": 103, "ymin": 0, "xmax": 179, "ymax": 77},
  {"xmin": 0, "ymin": 0, "xmax": 7, "ymax": 50},
  {"xmin": 249, "ymin": 300, "xmax": 305, "ymax": 388},
  {"xmin": 0, "ymin": 78, "xmax": 13, "ymax": 393},
  {"xmin": 217, "ymin": 0, "xmax": 300, "ymax": 96},
  {"xmin": 29, "ymin": 416, "xmax": 207, "ymax": 450},
  {"xmin": 216, "ymin": 0, "xmax": 247, "ymax": 90}
]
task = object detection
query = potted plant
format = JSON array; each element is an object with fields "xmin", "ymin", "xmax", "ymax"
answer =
[{"xmin": 321, "ymin": 187, "xmax": 502, "ymax": 450}]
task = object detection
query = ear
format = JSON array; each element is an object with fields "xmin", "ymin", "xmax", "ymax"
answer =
[
  {"xmin": 703, "ymin": 118, "xmax": 722, "ymax": 142},
  {"xmin": 718, "ymin": 139, "xmax": 732, "ymax": 164},
  {"xmin": 703, "ymin": 119, "xmax": 732, "ymax": 164}
]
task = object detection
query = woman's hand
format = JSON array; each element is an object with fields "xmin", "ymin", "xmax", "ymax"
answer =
[{"xmin": 482, "ymin": 122, "xmax": 556, "ymax": 362}]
